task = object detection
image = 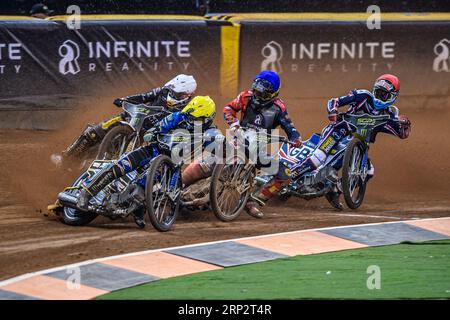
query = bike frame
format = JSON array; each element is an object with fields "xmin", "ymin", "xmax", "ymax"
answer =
[{"xmin": 278, "ymin": 113, "xmax": 393, "ymax": 199}]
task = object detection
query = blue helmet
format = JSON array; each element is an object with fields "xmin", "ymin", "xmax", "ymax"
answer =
[{"xmin": 251, "ymin": 70, "xmax": 281, "ymax": 106}]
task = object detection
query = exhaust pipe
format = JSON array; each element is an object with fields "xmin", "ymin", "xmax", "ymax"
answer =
[
  {"xmin": 255, "ymin": 175, "xmax": 272, "ymax": 186},
  {"xmin": 181, "ymin": 195, "xmax": 209, "ymax": 207},
  {"xmin": 57, "ymin": 192, "xmax": 79, "ymax": 209}
]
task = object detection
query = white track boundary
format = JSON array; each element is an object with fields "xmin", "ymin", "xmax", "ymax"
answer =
[{"xmin": 1, "ymin": 216, "xmax": 448, "ymax": 287}]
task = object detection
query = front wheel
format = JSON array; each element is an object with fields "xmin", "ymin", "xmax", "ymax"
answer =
[
  {"xmin": 341, "ymin": 138, "xmax": 368, "ymax": 209},
  {"xmin": 62, "ymin": 174, "xmax": 98, "ymax": 226},
  {"xmin": 97, "ymin": 125, "xmax": 135, "ymax": 160},
  {"xmin": 145, "ymin": 155, "xmax": 181, "ymax": 232},
  {"xmin": 210, "ymin": 162, "xmax": 255, "ymax": 222}
]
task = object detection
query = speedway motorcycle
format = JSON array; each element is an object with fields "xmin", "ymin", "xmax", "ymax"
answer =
[
  {"xmin": 208, "ymin": 128, "xmax": 295, "ymax": 221},
  {"xmin": 270, "ymin": 112, "xmax": 395, "ymax": 209},
  {"xmin": 54, "ymin": 130, "xmax": 222, "ymax": 232},
  {"xmin": 209, "ymin": 113, "xmax": 396, "ymax": 217},
  {"xmin": 96, "ymin": 101, "xmax": 171, "ymax": 160}
]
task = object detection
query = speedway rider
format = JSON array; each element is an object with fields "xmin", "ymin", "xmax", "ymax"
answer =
[
  {"xmin": 181, "ymin": 70, "xmax": 303, "ymax": 218},
  {"xmin": 247, "ymin": 74, "xmax": 412, "ymax": 216},
  {"xmin": 51, "ymin": 74, "xmax": 198, "ymax": 167},
  {"xmin": 76, "ymin": 96, "xmax": 218, "ymax": 228}
]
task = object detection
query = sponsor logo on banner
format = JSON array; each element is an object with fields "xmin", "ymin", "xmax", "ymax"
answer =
[
  {"xmin": 0, "ymin": 42, "xmax": 22, "ymax": 74},
  {"xmin": 261, "ymin": 41, "xmax": 283, "ymax": 73},
  {"xmin": 58, "ymin": 40, "xmax": 81, "ymax": 75},
  {"xmin": 433, "ymin": 39, "xmax": 450, "ymax": 72},
  {"xmin": 57, "ymin": 39, "xmax": 192, "ymax": 75},
  {"xmin": 261, "ymin": 41, "xmax": 396, "ymax": 73}
]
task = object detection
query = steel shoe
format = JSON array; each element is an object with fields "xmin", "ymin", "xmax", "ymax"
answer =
[
  {"xmin": 133, "ymin": 208, "xmax": 146, "ymax": 229},
  {"xmin": 245, "ymin": 200, "xmax": 264, "ymax": 219},
  {"xmin": 325, "ymin": 191, "xmax": 343, "ymax": 211}
]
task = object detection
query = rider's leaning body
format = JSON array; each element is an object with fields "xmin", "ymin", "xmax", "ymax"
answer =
[
  {"xmin": 76, "ymin": 96, "xmax": 218, "ymax": 228},
  {"xmin": 247, "ymin": 74, "xmax": 412, "ymax": 215},
  {"xmin": 181, "ymin": 70, "xmax": 303, "ymax": 219},
  {"xmin": 51, "ymin": 74, "xmax": 198, "ymax": 167}
]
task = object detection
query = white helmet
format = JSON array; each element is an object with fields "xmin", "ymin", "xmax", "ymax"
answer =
[{"xmin": 164, "ymin": 74, "xmax": 197, "ymax": 108}]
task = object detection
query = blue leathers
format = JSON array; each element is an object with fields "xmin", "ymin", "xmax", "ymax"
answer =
[
  {"xmin": 81, "ymin": 111, "xmax": 218, "ymax": 196},
  {"xmin": 328, "ymin": 89, "xmax": 399, "ymax": 117},
  {"xmin": 299, "ymin": 89, "xmax": 410, "ymax": 176},
  {"xmin": 247, "ymin": 86, "xmax": 411, "ymax": 216}
]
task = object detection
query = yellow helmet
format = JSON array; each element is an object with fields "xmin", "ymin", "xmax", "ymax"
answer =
[{"xmin": 181, "ymin": 95, "xmax": 216, "ymax": 127}]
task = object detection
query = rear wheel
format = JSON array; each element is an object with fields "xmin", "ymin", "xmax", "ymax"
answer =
[
  {"xmin": 210, "ymin": 161, "xmax": 255, "ymax": 222},
  {"xmin": 62, "ymin": 174, "xmax": 98, "ymax": 226},
  {"xmin": 145, "ymin": 155, "xmax": 181, "ymax": 232},
  {"xmin": 342, "ymin": 138, "xmax": 367, "ymax": 209},
  {"xmin": 97, "ymin": 125, "xmax": 135, "ymax": 160}
]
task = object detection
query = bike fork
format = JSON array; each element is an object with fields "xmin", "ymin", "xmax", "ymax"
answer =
[{"xmin": 361, "ymin": 149, "xmax": 369, "ymax": 170}]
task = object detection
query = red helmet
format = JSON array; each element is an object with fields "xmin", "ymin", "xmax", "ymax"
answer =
[
  {"xmin": 376, "ymin": 74, "xmax": 400, "ymax": 91},
  {"xmin": 372, "ymin": 74, "xmax": 400, "ymax": 110}
]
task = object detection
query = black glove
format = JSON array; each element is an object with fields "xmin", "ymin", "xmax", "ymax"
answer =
[
  {"xmin": 144, "ymin": 127, "xmax": 160, "ymax": 142},
  {"xmin": 398, "ymin": 115, "xmax": 411, "ymax": 139},
  {"xmin": 328, "ymin": 109, "xmax": 338, "ymax": 122},
  {"xmin": 113, "ymin": 98, "xmax": 124, "ymax": 107},
  {"xmin": 292, "ymin": 138, "xmax": 303, "ymax": 148}
]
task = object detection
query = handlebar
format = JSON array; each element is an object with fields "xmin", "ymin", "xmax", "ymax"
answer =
[
  {"xmin": 338, "ymin": 112, "xmax": 392, "ymax": 121},
  {"xmin": 236, "ymin": 127, "xmax": 297, "ymax": 145},
  {"xmin": 144, "ymin": 131, "xmax": 226, "ymax": 143},
  {"xmin": 121, "ymin": 101, "xmax": 171, "ymax": 114}
]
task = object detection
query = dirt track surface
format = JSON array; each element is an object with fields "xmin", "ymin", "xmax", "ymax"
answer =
[{"xmin": 1, "ymin": 98, "xmax": 450, "ymax": 281}]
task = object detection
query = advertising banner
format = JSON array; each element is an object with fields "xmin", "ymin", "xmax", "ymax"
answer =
[
  {"xmin": 239, "ymin": 21, "xmax": 450, "ymax": 99},
  {"xmin": 0, "ymin": 18, "xmax": 221, "ymax": 128},
  {"xmin": 0, "ymin": 19, "xmax": 221, "ymax": 99}
]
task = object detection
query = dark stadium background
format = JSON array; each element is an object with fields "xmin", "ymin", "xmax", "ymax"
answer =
[{"xmin": 0, "ymin": 0, "xmax": 449, "ymax": 15}]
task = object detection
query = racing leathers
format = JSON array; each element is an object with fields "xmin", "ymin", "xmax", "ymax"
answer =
[
  {"xmin": 78, "ymin": 111, "xmax": 220, "ymax": 226},
  {"xmin": 254, "ymin": 89, "xmax": 411, "ymax": 212},
  {"xmin": 301, "ymin": 89, "xmax": 411, "ymax": 176},
  {"xmin": 224, "ymin": 90, "xmax": 301, "ymax": 142},
  {"xmin": 181, "ymin": 90, "xmax": 302, "ymax": 189},
  {"xmin": 57, "ymin": 86, "xmax": 184, "ymax": 164}
]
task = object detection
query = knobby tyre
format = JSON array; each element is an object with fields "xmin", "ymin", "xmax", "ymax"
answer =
[
  {"xmin": 145, "ymin": 155, "xmax": 181, "ymax": 231},
  {"xmin": 341, "ymin": 138, "xmax": 367, "ymax": 209}
]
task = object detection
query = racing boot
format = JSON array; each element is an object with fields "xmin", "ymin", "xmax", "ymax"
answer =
[
  {"xmin": 325, "ymin": 183, "xmax": 343, "ymax": 211},
  {"xmin": 365, "ymin": 159, "xmax": 375, "ymax": 183},
  {"xmin": 77, "ymin": 163, "xmax": 123, "ymax": 210},
  {"xmin": 51, "ymin": 124, "xmax": 106, "ymax": 168},
  {"xmin": 182, "ymin": 161, "xmax": 212, "ymax": 187},
  {"xmin": 245, "ymin": 197, "xmax": 266, "ymax": 219},
  {"xmin": 245, "ymin": 178, "xmax": 289, "ymax": 219},
  {"xmin": 132, "ymin": 207, "xmax": 146, "ymax": 229}
]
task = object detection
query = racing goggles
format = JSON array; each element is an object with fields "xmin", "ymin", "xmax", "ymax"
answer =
[
  {"xmin": 373, "ymin": 86, "xmax": 397, "ymax": 103},
  {"xmin": 252, "ymin": 78, "xmax": 279, "ymax": 102},
  {"xmin": 373, "ymin": 80, "xmax": 397, "ymax": 102},
  {"xmin": 168, "ymin": 90, "xmax": 191, "ymax": 102},
  {"xmin": 185, "ymin": 113, "xmax": 215, "ymax": 127}
]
